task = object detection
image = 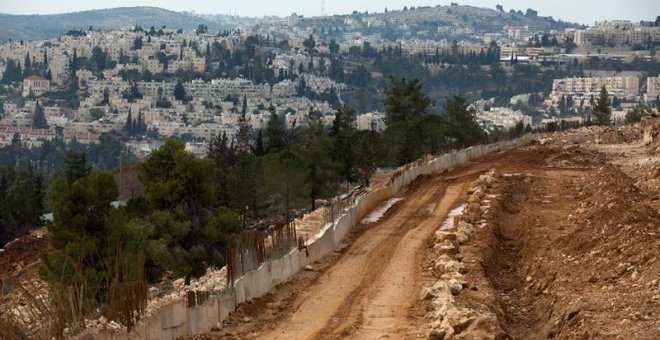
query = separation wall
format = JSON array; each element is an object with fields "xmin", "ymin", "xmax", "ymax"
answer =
[{"xmin": 79, "ymin": 134, "xmax": 532, "ymax": 340}]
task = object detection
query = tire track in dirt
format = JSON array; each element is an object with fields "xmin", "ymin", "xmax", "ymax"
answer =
[
  {"xmin": 258, "ymin": 175, "xmax": 475, "ymax": 339},
  {"xmin": 344, "ymin": 181, "xmax": 469, "ymax": 340},
  {"xmin": 259, "ymin": 175, "xmax": 453, "ymax": 340}
]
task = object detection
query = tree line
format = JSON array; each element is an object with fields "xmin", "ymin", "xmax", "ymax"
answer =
[{"xmin": 0, "ymin": 133, "xmax": 133, "ymax": 246}]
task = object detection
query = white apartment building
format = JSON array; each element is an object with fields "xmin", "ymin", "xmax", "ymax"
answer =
[
  {"xmin": 477, "ymin": 107, "xmax": 531, "ymax": 131},
  {"xmin": 48, "ymin": 54, "xmax": 71, "ymax": 85},
  {"xmin": 143, "ymin": 59, "xmax": 164, "ymax": 74},
  {"xmin": 356, "ymin": 112, "xmax": 386, "ymax": 132},
  {"xmin": 573, "ymin": 21, "xmax": 660, "ymax": 46},
  {"xmin": 645, "ymin": 75, "xmax": 660, "ymax": 102},
  {"xmin": 551, "ymin": 76, "xmax": 640, "ymax": 101},
  {"xmin": 300, "ymin": 74, "xmax": 347, "ymax": 94}
]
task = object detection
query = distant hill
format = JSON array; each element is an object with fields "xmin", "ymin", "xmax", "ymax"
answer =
[
  {"xmin": 370, "ymin": 5, "xmax": 582, "ymax": 31},
  {"xmin": 0, "ymin": 7, "xmax": 229, "ymax": 42},
  {"xmin": 0, "ymin": 5, "xmax": 583, "ymax": 43},
  {"xmin": 300, "ymin": 5, "xmax": 582, "ymax": 39}
]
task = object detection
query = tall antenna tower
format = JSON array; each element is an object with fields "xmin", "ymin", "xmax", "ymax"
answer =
[{"xmin": 321, "ymin": 0, "xmax": 325, "ymax": 16}]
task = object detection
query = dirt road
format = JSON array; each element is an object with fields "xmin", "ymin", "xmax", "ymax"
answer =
[
  {"xmin": 199, "ymin": 149, "xmax": 543, "ymax": 340},
  {"xmin": 260, "ymin": 175, "xmax": 460, "ymax": 339}
]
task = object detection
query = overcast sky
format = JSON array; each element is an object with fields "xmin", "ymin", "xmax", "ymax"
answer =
[{"xmin": 1, "ymin": 0, "xmax": 658, "ymax": 25}]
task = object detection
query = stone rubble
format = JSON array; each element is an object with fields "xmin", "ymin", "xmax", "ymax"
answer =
[{"xmin": 422, "ymin": 169, "xmax": 509, "ymax": 339}]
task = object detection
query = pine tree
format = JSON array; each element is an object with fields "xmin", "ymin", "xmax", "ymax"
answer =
[
  {"xmin": 174, "ymin": 81, "xmax": 186, "ymax": 101},
  {"xmin": 0, "ymin": 174, "xmax": 10, "ymax": 241},
  {"xmin": 265, "ymin": 106, "xmax": 286, "ymax": 153},
  {"xmin": 300, "ymin": 119, "xmax": 339, "ymax": 210},
  {"xmin": 593, "ymin": 86, "xmax": 612, "ymax": 126},
  {"xmin": 352, "ymin": 130, "xmax": 378, "ymax": 186},
  {"xmin": 207, "ymin": 132, "xmax": 235, "ymax": 207},
  {"xmin": 24, "ymin": 170, "xmax": 44, "ymax": 228},
  {"xmin": 236, "ymin": 112, "xmax": 251, "ymax": 151},
  {"xmin": 383, "ymin": 77, "xmax": 433, "ymax": 164},
  {"xmin": 443, "ymin": 95, "xmax": 483, "ymax": 147},
  {"xmin": 330, "ymin": 105, "xmax": 356, "ymax": 183},
  {"xmin": 0, "ymin": 60, "xmax": 23, "ymax": 84},
  {"xmin": 64, "ymin": 150, "xmax": 89, "ymax": 184},
  {"xmin": 298, "ymin": 76, "xmax": 307, "ymax": 96},
  {"xmin": 32, "ymin": 101, "xmax": 48, "ymax": 129},
  {"xmin": 559, "ymin": 95, "xmax": 567, "ymax": 115},
  {"xmin": 137, "ymin": 140, "xmax": 235, "ymax": 279},
  {"xmin": 132, "ymin": 35, "xmax": 143, "ymax": 50},
  {"xmin": 39, "ymin": 171, "xmax": 124, "ymax": 303}
]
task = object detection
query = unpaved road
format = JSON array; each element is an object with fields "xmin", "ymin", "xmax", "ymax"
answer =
[
  {"xmin": 199, "ymin": 149, "xmax": 545, "ymax": 340},
  {"xmin": 260, "ymin": 175, "xmax": 461, "ymax": 339},
  {"xmin": 280, "ymin": 181, "xmax": 467, "ymax": 340}
]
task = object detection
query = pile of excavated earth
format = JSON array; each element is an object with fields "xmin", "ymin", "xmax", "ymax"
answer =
[{"xmin": 421, "ymin": 118, "xmax": 660, "ymax": 339}]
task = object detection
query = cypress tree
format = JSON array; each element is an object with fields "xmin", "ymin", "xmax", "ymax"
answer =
[
  {"xmin": 70, "ymin": 49, "xmax": 78, "ymax": 72},
  {"xmin": 24, "ymin": 52, "xmax": 31, "ymax": 76},
  {"xmin": 138, "ymin": 111, "xmax": 145, "ymax": 133},
  {"xmin": 242, "ymin": 94, "xmax": 248, "ymax": 114},
  {"xmin": 126, "ymin": 110, "xmax": 133, "ymax": 134},
  {"xmin": 255, "ymin": 130, "xmax": 265, "ymax": 156}
]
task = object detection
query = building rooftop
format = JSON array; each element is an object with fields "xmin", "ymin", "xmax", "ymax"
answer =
[{"xmin": 23, "ymin": 75, "xmax": 48, "ymax": 81}]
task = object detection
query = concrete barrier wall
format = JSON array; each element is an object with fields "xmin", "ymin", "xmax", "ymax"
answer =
[{"xmin": 80, "ymin": 135, "xmax": 531, "ymax": 340}]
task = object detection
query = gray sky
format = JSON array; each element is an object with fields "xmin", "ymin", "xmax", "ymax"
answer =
[{"xmin": 0, "ymin": 0, "xmax": 658, "ymax": 25}]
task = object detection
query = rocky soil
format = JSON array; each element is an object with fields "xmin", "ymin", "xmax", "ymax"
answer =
[{"xmin": 421, "ymin": 119, "xmax": 660, "ymax": 339}]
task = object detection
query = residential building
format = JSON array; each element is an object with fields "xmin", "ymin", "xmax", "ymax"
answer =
[
  {"xmin": 551, "ymin": 76, "xmax": 640, "ymax": 101},
  {"xmin": 22, "ymin": 76, "xmax": 50, "ymax": 97},
  {"xmin": 645, "ymin": 75, "xmax": 660, "ymax": 102}
]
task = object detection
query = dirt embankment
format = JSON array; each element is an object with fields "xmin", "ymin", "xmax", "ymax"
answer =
[
  {"xmin": 420, "ymin": 122, "xmax": 660, "ymax": 339},
  {"xmin": 642, "ymin": 117, "xmax": 660, "ymax": 155}
]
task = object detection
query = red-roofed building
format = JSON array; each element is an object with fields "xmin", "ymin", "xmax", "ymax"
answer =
[
  {"xmin": 0, "ymin": 126, "xmax": 56, "ymax": 147},
  {"xmin": 64, "ymin": 131, "xmax": 100, "ymax": 145},
  {"xmin": 22, "ymin": 76, "xmax": 50, "ymax": 97}
]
